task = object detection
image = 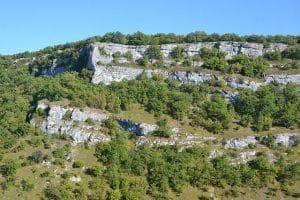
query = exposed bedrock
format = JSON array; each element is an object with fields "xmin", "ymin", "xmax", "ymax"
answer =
[{"xmin": 87, "ymin": 43, "xmax": 299, "ymax": 89}]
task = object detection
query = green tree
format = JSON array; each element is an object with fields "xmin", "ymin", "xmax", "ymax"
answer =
[
  {"xmin": 21, "ymin": 179, "xmax": 34, "ymax": 191},
  {"xmin": 282, "ymin": 46, "xmax": 300, "ymax": 60},
  {"xmin": 124, "ymin": 51, "xmax": 133, "ymax": 62},
  {"xmin": 101, "ymin": 32, "xmax": 127, "ymax": 44},
  {"xmin": 0, "ymin": 160, "xmax": 18, "ymax": 177},
  {"xmin": 171, "ymin": 46, "xmax": 185, "ymax": 60},
  {"xmin": 72, "ymin": 161, "xmax": 84, "ymax": 168},
  {"xmin": 194, "ymin": 95, "xmax": 233, "ymax": 133},
  {"xmin": 86, "ymin": 164, "xmax": 104, "ymax": 177},
  {"xmin": 248, "ymin": 155, "xmax": 277, "ymax": 185},
  {"xmin": 234, "ymin": 89, "xmax": 258, "ymax": 126},
  {"xmin": 264, "ymin": 50, "xmax": 282, "ymax": 60},
  {"xmin": 52, "ymin": 148, "xmax": 66, "ymax": 159},
  {"xmin": 203, "ymin": 56, "xmax": 228, "ymax": 71},
  {"xmin": 277, "ymin": 162, "xmax": 300, "ymax": 185},
  {"xmin": 146, "ymin": 45, "xmax": 162, "ymax": 63},
  {"xmin": 136, "ymin": 56, "xmax": 149, "ymax": 67},
  {"xmin": 153, "ymin": 118, "xmax": 172, "ymax": 138},
  {"xmin": 184, "ymin": 31, "xmax": 207, "ymax": 43},
  {"xmin": 112, "ymin": 51, "xmax": 122, "ymax": 63},
  {"xmin": 212, "ymin": 156, "xmax": 241, "ymax": 187},
  {"xmin": 167, "ymin": 92, "xmax": 192, "ymax": 120},
  {"xmin": 28, "ymin": 151, "xmax": 44, "ymax": 164},
  {"xmin": 127, "ymin": 32, "xmax": 150, "ymax": 45}
]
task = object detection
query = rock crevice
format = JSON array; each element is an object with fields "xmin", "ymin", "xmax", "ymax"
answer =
[{"xmin": 88, "ymin": 43, "xmax": 299, "ymax": 88}]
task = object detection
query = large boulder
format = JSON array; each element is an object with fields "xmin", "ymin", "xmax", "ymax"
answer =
[
  {"xmin": 265, "ymin": 74, "xmax": 300, "ymax": 85},
  {"xmin": 118, "ymin": 119, "xmax": 158, "ymax": 136},
  {"xmin": 35, "ymin": 105, "xmax": 110, "ymax": 144},
  {"xmin": 224, "ymin": 136, "xmax": 258, "ymax": 149},
  {"xmin": 275, "ymin": 133, "xmax": 299, "ymax": 147}
]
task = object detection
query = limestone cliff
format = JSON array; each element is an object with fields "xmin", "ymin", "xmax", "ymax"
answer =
[
  {"xmin": 91, "ymin": 42, "xmax": 287, "ymax": 61},
  {"xmin": 31, "ymin": 103, "xmax": 158, "ymax": 144},
  {"xmin": 87, "ymin": 42, "xmax": 299, "ymax": 89}
]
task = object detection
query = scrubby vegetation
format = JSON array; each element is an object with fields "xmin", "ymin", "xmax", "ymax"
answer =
[
  {"xmin": 99, "ymin": 31, "xmax": 300, "ymax": 46},
  {"xmin": 0, "ymin": 33, "xmax": 299, "ymax": 199},
  {"xmin": 0, "ymin": 56, "xmax": 299, "ymax": 147},
  {"xmin": 3, "ymin": 31, "xmax": 299, "ymax": 81}
]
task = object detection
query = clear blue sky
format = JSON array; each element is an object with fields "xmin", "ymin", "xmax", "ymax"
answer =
[{"xmin": 1, "ymin": 0, "xmax": 299, "ymax": 55}]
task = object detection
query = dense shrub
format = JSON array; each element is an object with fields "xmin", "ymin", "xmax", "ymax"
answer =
[{"xmin": 282, "ymin": 46, "xmax": 300, "ymax": 60}]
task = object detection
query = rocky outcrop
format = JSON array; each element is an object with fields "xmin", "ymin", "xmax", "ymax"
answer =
[
  {"xmin": 118, "ymin": 119, "xmax": 157, "ymax": 136},
  {"xmin": 265, "ymin": 74, "xmax": 300, "ymax": 85},
  {"xmin": 224, "ymin": 136, "xmax": 258, "ymax": 149},
  {"xmin": 32, "ymin": 103, "xmax": 160, "ymax": 143},
  {"xmin": 32, "ymin": 58, "xmax": 72, "ymax": 76},
  {"xmin": 275, "ymin": 133, "xmax": 299, "ymax": 147},
  {"xmin": 136, "ymin": 133, "xmax": 217, "ymax": 149},
  {"xmin": 92, "ymin": 42, "xmax": 287, "ymax": 62},
  {"xmin": 210, "ymin": 90, "xmax": 239, "ymax": 102},
  {"xmin": 35, "ymin": 105, "xmax": 110, "ymax": 144},
  {"xmin": 226, "ymin": 78, "xmax": 263, "ymax": 91},
  {"xmin": 224, "ymin": 133, "xmax": 299, "ymax": 149},
  {"xmin": 239, "ymin": 151, "xmax": 257, "ymax": 164},
  {"xmin": 88, "ymin": 43, "xmax": 299, "ymax": 89},
  {"xmin": 70, "ymin": 176, "xmax": 81, "ymax": 183},
  {"xmin": 91, "ymin": 65, "xmax": 143, "ymax": 85},
  {"xmin": 40, "ymin": 61, "xmax": 71, "ymax": 76},
  {"xmin": 29, "ymin": 42, "xmax": 298, "ymax": 90},
  {"xmin": 170, "ymin": 71, "xmax": 212, "ymax": 84},
  {"xmin": 71, "ymin": 108, "xmax": 108, "ymax": 122},
  {"xmin": 90, "ymin": 64, "xmax": 215, "ymax": 85}
]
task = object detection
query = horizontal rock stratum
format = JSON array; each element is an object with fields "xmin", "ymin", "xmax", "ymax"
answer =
[
  {"xmin": 32, "ymin": 41, "xmax": 299, "ymax": 89},
  {"xmin": 86, "ymin": 42, "xmax": 299, "ymax": 88},
  {"xmin": 31, "ymin": 103, "xmax": 159, "ymax": 144}
]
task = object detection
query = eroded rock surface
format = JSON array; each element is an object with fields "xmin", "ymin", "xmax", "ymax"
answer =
[
  {"xmin": 88, "ymin": 43, "xmax": 299, "ymax": 89},
  {"xmin": 224, "ymin": 136, "xmax": 258, "ymax": 149},
  {"xmin": 265, "ymin": 74, "xmax": 300, "ymax": 85},
  {"xmin": 118, "ymin": 119, "xmax": 157, "ymax": 136},
  {"xmin": 34, "ymin": 105, "xmax": 110, "ymax": 144},
  {"xmin": 92, "ymin": 42, "xmax": 287, "ymax": 61},
  {"xmin": 224, "ymin": 133, "xmax": 299, "ymax": 149},
  {"xmin": 275, "ymin": 133, "xmax": 299, "ymax": 147},
  {"xmin": 32, "ymin": 103, "xmax": 160, "ymax": 143}
]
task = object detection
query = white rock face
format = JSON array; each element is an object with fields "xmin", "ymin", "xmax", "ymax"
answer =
[
  {"xmin": 226, "ymin": 78, "xmax": 263, "ymax": 91},
  {"xmin": 95, "ymin": 43, "xmax": 147, "ymax": 62},
  {"xmin": 91, "ymin": 65, "xmax": 144, "ymax": 84},
  {"xmin": 275, "ymin": 133, "xmax": 299, "ymax": 147},
  {"xmin": 265, "ymin": 74, "xmax": 300, "ymax": 85},
  {"xmin": 88, "ymin": 42, "xmax": 299, "ymax": 89},
  {"xmin": 224, "ymin": 136, "xmax": 258, "ymax": 149},
  {"xmin": 71, "ymin": 108, "xmax": 109, "ymax": 122},
  {"xmin": 37, "ymin": 102, "xmax": 49, "ymax": 110},
  {"xmin": 92, "ymin": 42, "xmax": 287, "ymax": 60},
  {"xmin": 239, "ymin": 151, "xmax": 257, "ymax": 164},
  {"xmin": 118, "ymin": 119, "xmax": 158, "ymax": 136},
  {"xmin": 171, "ymin": 71, "xmax": 212, "ymax": 84},
  {"xmin": 224, "ymin": 133, "xmax": 299, "ymax": 149},
  {"xmin": 136, "ymin": 133, "xmax": 217, "ymax": 149},
  {"xmin": 70, "ymin": 176, "xmax": 81, "ymax": 182},
  {"xmin": 38, "ymin": 58, "xmax": 72, "ymax": 76},
  {"xmin": 32, "ymin": 103, "xmax": 160, "ymax": 143},
  {"xmin": 37, "ymin": 105, "xmax": 110, "ymax": 144},
  {"xmin": 209, "ymin": 149, "xmax": 224, "ymax": 159},
  {"xmin": 34, "ymin": 42, "xmax": 298, "ymax": 91},
  {"xmin": 91, "ymin": 41, "xmax": 287, "ymax": 62}
]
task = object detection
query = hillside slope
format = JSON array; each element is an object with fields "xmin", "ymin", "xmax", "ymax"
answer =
[{"xmin": 0, "ymin": 33, "xmax": 299, "ymax": 199}]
